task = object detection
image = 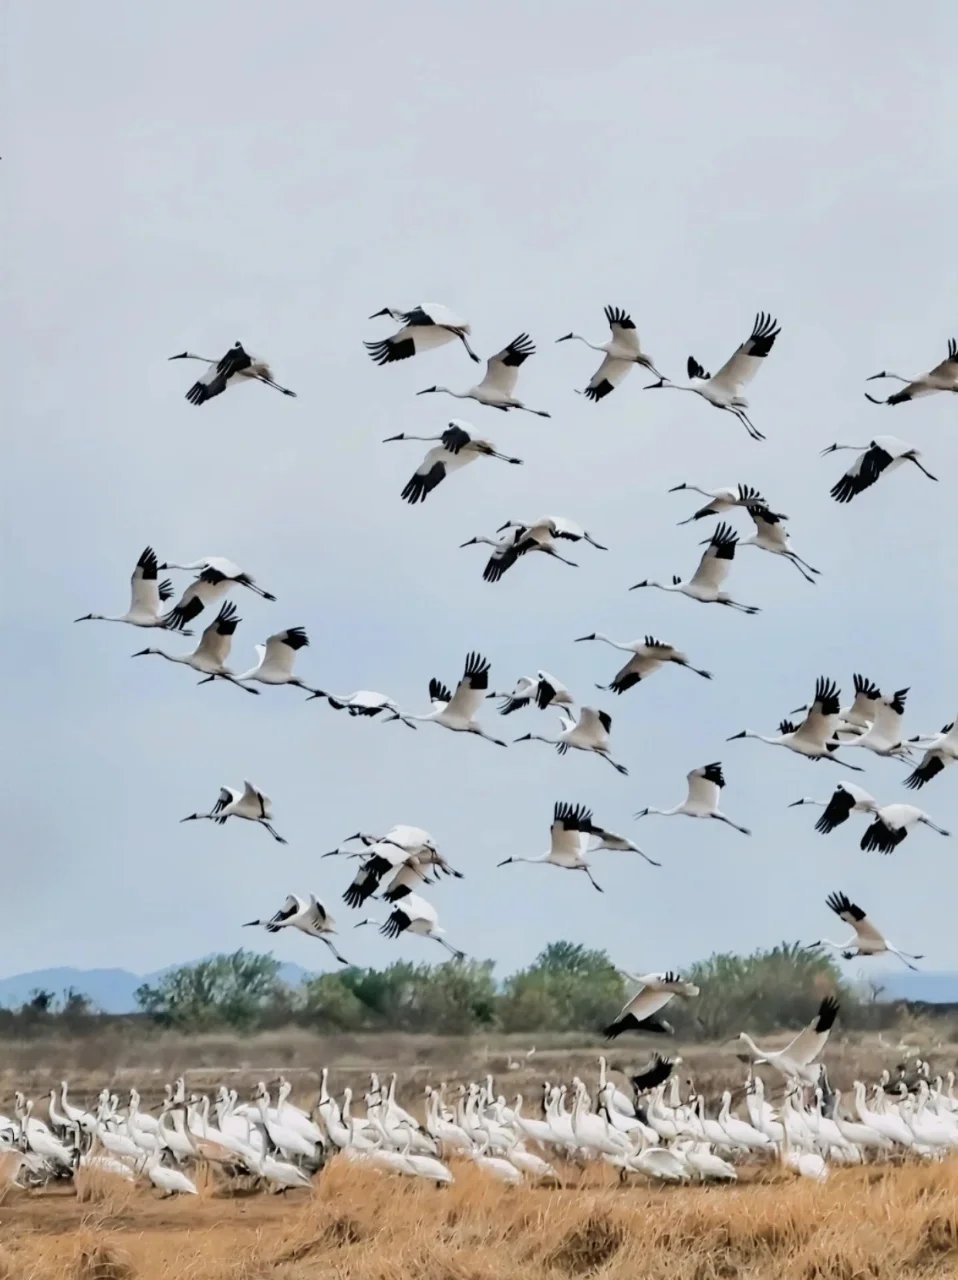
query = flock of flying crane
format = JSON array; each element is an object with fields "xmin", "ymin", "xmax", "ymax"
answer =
[{"xmin": 72, "ymin": 303, "xmax": 958, "ymax": 1034}]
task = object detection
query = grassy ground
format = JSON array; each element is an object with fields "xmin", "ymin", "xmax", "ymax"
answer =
[{"xmin": 2, "ymin": 1158, "xmax": 958, "ymax": 1279}]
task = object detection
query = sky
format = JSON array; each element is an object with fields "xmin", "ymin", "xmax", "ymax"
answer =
[{"xmin": 5, "ymin": 2, "xmax": 958, "ymax": 987}]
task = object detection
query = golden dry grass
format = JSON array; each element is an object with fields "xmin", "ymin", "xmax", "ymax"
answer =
[{"xmin": 2, "ymin": 1157, "xmax": 958, "ymax": 1279}]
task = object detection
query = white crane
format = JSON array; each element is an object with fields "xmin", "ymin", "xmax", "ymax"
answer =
[
  {"xmin": 157, "ymin": 556, "xmax": 275, "ymax": 601},
  {"xmin": 740, "ymin": 505, "xmax": 821, "ymax": 584},
  {"xmin": 141, "ymin": 1148, "xmax": 198, "ymax": 1196},
  {"xmin": 555, "ymin": 305, "xmax": 664, "ymax": 400},
  {"xmin": 364, "ymin": 303, "xmax": 479, "ymax": 364},
  {"xmin": 604, "ymin": 972, "xmax": 700, "ymax": 1039},
  {"xmin": 131, "ymin": 601, "xmax": 258, "ymax": 693},
  {"xmin": 74, "ymin": 547, "xmax": 184, "ymax": 631},
  {"xmin": 515, "ymin": 707, "xmax": 628, "ymax": 775},
  {"xmin": 809, "ymin": 892, "xmax": 923, "ymax": 971},
  {"xmin": 487, "ymin": 670, "xmax": 574, "ymax": 715},
  {"xmin": 644, "ymin": 312, "xmax": 781, "ymax": 440},
  {"xmin": 727, "ymin": 676, "xmax": 865, "ymax": 768},
  {"xmin": 668, "ymin": 482, "xmax": 772, "ymax": 526},
  {"xmin": 788, "ymin": 782, "xmax": 950, "ymax": 852},
  {"xmin": 736, "ymin": 996, "xmax": 839, "ymax": 1085},
  {"xmin": 168, "ymin": 341, "xmax": 296, "ymax": 404},
  {"xmin": 159, "ymin": 567, "xmax": 241, "ymax": 632},
  {"xmin": 306, "ymin": 687, "xmax": 415, "ymax": 727},
  {"xmin": 634, "ymin": 762, "xmax": 750, "ymax": 836},
  {"xmin": 357, "ymin": 891, "xmax": 464, "ymax": 960},
  {"xmin": 383, "ymin": 421, "xmax": 522, "ymax": 503},
  {"xmin": 338, "ymin": 835, "xmax": 462, "ymax": 910},
  {"xmin": 584, "ymin": 822, "xmax": 660, "ymax": 867},
  {"xmin": 416, "ymin": 333, "xmax": 550, "ymax": 416},
  {"xmin": 788, "ymin": 781, "xmax": 881, "ymax": 833},
  {"xmin": 244, "ymin": 893, "xmax": 348, "ymax": 964},
  {"xmin": 181, "ymin": 780, "xmax": 287, "ymax": 844},
  {"xmin": 406, "ymin": 652, "xmax": 507, "ymax": 746},
  {"xmin": 859, "ymin": 805, "xmax": 950, "ymax": 855},
  {"xmin": 209, "ymin": 626, "xmax": 319, "ymax": 694},
  {"xmin": 821, "ymin": 436, "xmax": 938, "ymax": 503},
  {"xmin": 846, "ymin": 687, "xmax": 912, "ymax": 759},
  {"xmin": 864, "ymin": 337, "xmax": 958, "ymax": 405},
  {"xmin": 497, "ymin": 802, "xmax": 608, "ymax": 892},
  {"xmin": 460, "ymin": 524, "xmax": 578, "ymax": 582},
  {"xmin": 496, "ymin": 515, "xmax": 607, "ymax": 551},
  {"xmin": 630, "ymin": 523, "xmax": 760, "ymax": 614},
  {"xmin": 339, "ymin": 843, "xmax": 415, "ymax": 909},
  {"xmin": 790, "ymin": 673, "xmax": 881, "ymax": 739},
  {"xmin": 574, "ymin": 632, "xmax": 711, "ymax": 693},
  {"xmin": 905, "ymin": 719, "xmax": 958, "ymax": 790},
  {"xmin": 327, "ymin": 825, "xmax": 438, "ymax": 860}
]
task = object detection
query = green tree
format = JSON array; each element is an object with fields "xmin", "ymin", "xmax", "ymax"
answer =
[
  {"xmin": 673, "ymin": 942, "xmax": 848, "ymax": 1038},
  {"xmin": 499, "ymin": 941, "xmax": 625, "ymax": 1033},
  {"xmin": 135, "ymin": 951, "xmax": 284, "ymax": 1029}
]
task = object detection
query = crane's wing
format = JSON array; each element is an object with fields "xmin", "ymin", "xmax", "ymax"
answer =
[
  {"xmin": 302, "ymin": 897, "xmax": 333, "ymax": 932},
  {"xmin": 211, "ymin": 786, "xmax": 238, "ymax": 815},
  {"xmin": 194, "ymin": 601, "xmax": 239, "ymax": 663},
  {"xmin": 550, "ymin": 801, "xmax": 595, "ymax": 857},
  {"xmin": 582, "ymin": 354, "xmax": 633, "ymax": 402},
  {"xmin": 497, "ymin": 675, "xmax": 537, "ymax": 715},
  {"xmin": 478, "ymin": 334, "xmax": 535, "ymax": 396},
  {"xmin": 482, "ymin": 530, "xmax": 532, "ymax": 583},
  {"xmin": 401, "ymin": 445, "xmax": 461, "ymax": 504},
  {"xmin": 709, "ymin": 313, "xmax": 780, "ymax": 395},
  {"xmin": 813, "ymin": 786, "xmax": 862, "ymax": 834},
  {"xmin": 428, "ymin": 677, "xmax": 453, "ymax": 709},
  {"xmin": 444, "ymin": 651, "xmax": 490, "ymax": 720},
  {"xmin": 630, "ymin": 1054, "xmax": 674, "ymax": 1092},
  {"xmin": 621, "ymin": 987, "xmax": 673, "ymax": 1022},
  {"xmin": 259, "ymin": 627, "xmax": 308, "ymax": 677},
  {"xmin": 687, "ymin": 763, "xmax": 723, "ymax": 808},
  {"xmin": 604, "ymin": 305, "xmax": 641, "ymax": 354},
  {"xmin": 688, "ymin": 523, "xmax": 737, "ymax": 590},
  {"xmin": 794, "ymin": 677, "xmax": 841, "ymax": 746},
  {"xmin": 130, "ymin": 546, "xmax": 163, "ymax": 616},
  {"xmin": 162, "ymin": 570, "xmax": 233, "ymax": 631},
  {"xmin": 867, "ymin": 689, "xmax": 908, "ymax": 747},
  {"xmin": 829, "ymin": 444, "xmax": 894, "ymax": 503},
  {"xmin": 780, "ymin": 996, "xmax": 839, "ymax": 1066},
  {"xmin": 365, "ymin": 314, "xmax": 456, "ymax": 363}
]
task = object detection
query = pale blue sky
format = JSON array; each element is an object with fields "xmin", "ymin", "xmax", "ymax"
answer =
[{"xmin": 5, "ymin": 1, "xmax": 957, "ymax": 983}]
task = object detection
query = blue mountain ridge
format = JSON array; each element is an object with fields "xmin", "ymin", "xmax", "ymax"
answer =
[{"xmin": 0, "ymin": 958, "xmax": 315, "ymax": 1014}]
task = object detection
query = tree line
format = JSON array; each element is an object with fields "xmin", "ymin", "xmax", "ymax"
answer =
[{"xmin": 0, "ymin": 941, "xmax": 915, "ymax": 1038}]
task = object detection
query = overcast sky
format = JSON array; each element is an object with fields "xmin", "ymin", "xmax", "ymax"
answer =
[{"xmin": 5, "ymin": 2, "xmax": 957, "ymax": 987}]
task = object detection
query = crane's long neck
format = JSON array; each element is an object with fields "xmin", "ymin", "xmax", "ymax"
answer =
[
  {"xmin": 595, "ymin": 634, "xmax": 632, "ymax": 651},
  {"xmin": 741, "ymin": 1033, "xmax": 765, "ymax": 1059}
]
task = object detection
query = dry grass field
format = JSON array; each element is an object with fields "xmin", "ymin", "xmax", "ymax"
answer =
[
  {"xmin": 3, "ymin": 1028, "xmax": 957, "ymax": 1279},
  {"xmin": 2, "ymin": 1158, "xmax": 958, "ymax": 1279},
  {"xmin": 0, "ymin": 1021, "xmax": 951, "ymax": 1111}
]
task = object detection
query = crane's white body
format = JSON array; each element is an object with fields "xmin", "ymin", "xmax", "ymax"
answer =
[
  {"xmin": 557, "ymin": 305, "xmax": 663, "ymax": 401},
  {"xmin": 515, "ymin": 707, "xmax": 628, "ymax": 774},
  {"xmin": 635, "ymin": 763, "xmax": 750, "ymax": 835},
  {"xmin": 181, "ymin": 780, "xmax": 287, "ymax": 844},
  {"xmin": 417, "ymin": 334, "xmax": 550, "ymax": 416}
]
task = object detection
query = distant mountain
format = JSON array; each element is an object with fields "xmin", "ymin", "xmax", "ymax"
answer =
[{"xmin": 0, "ymin": 958, "xmax": 315, "ymax": 1015}]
